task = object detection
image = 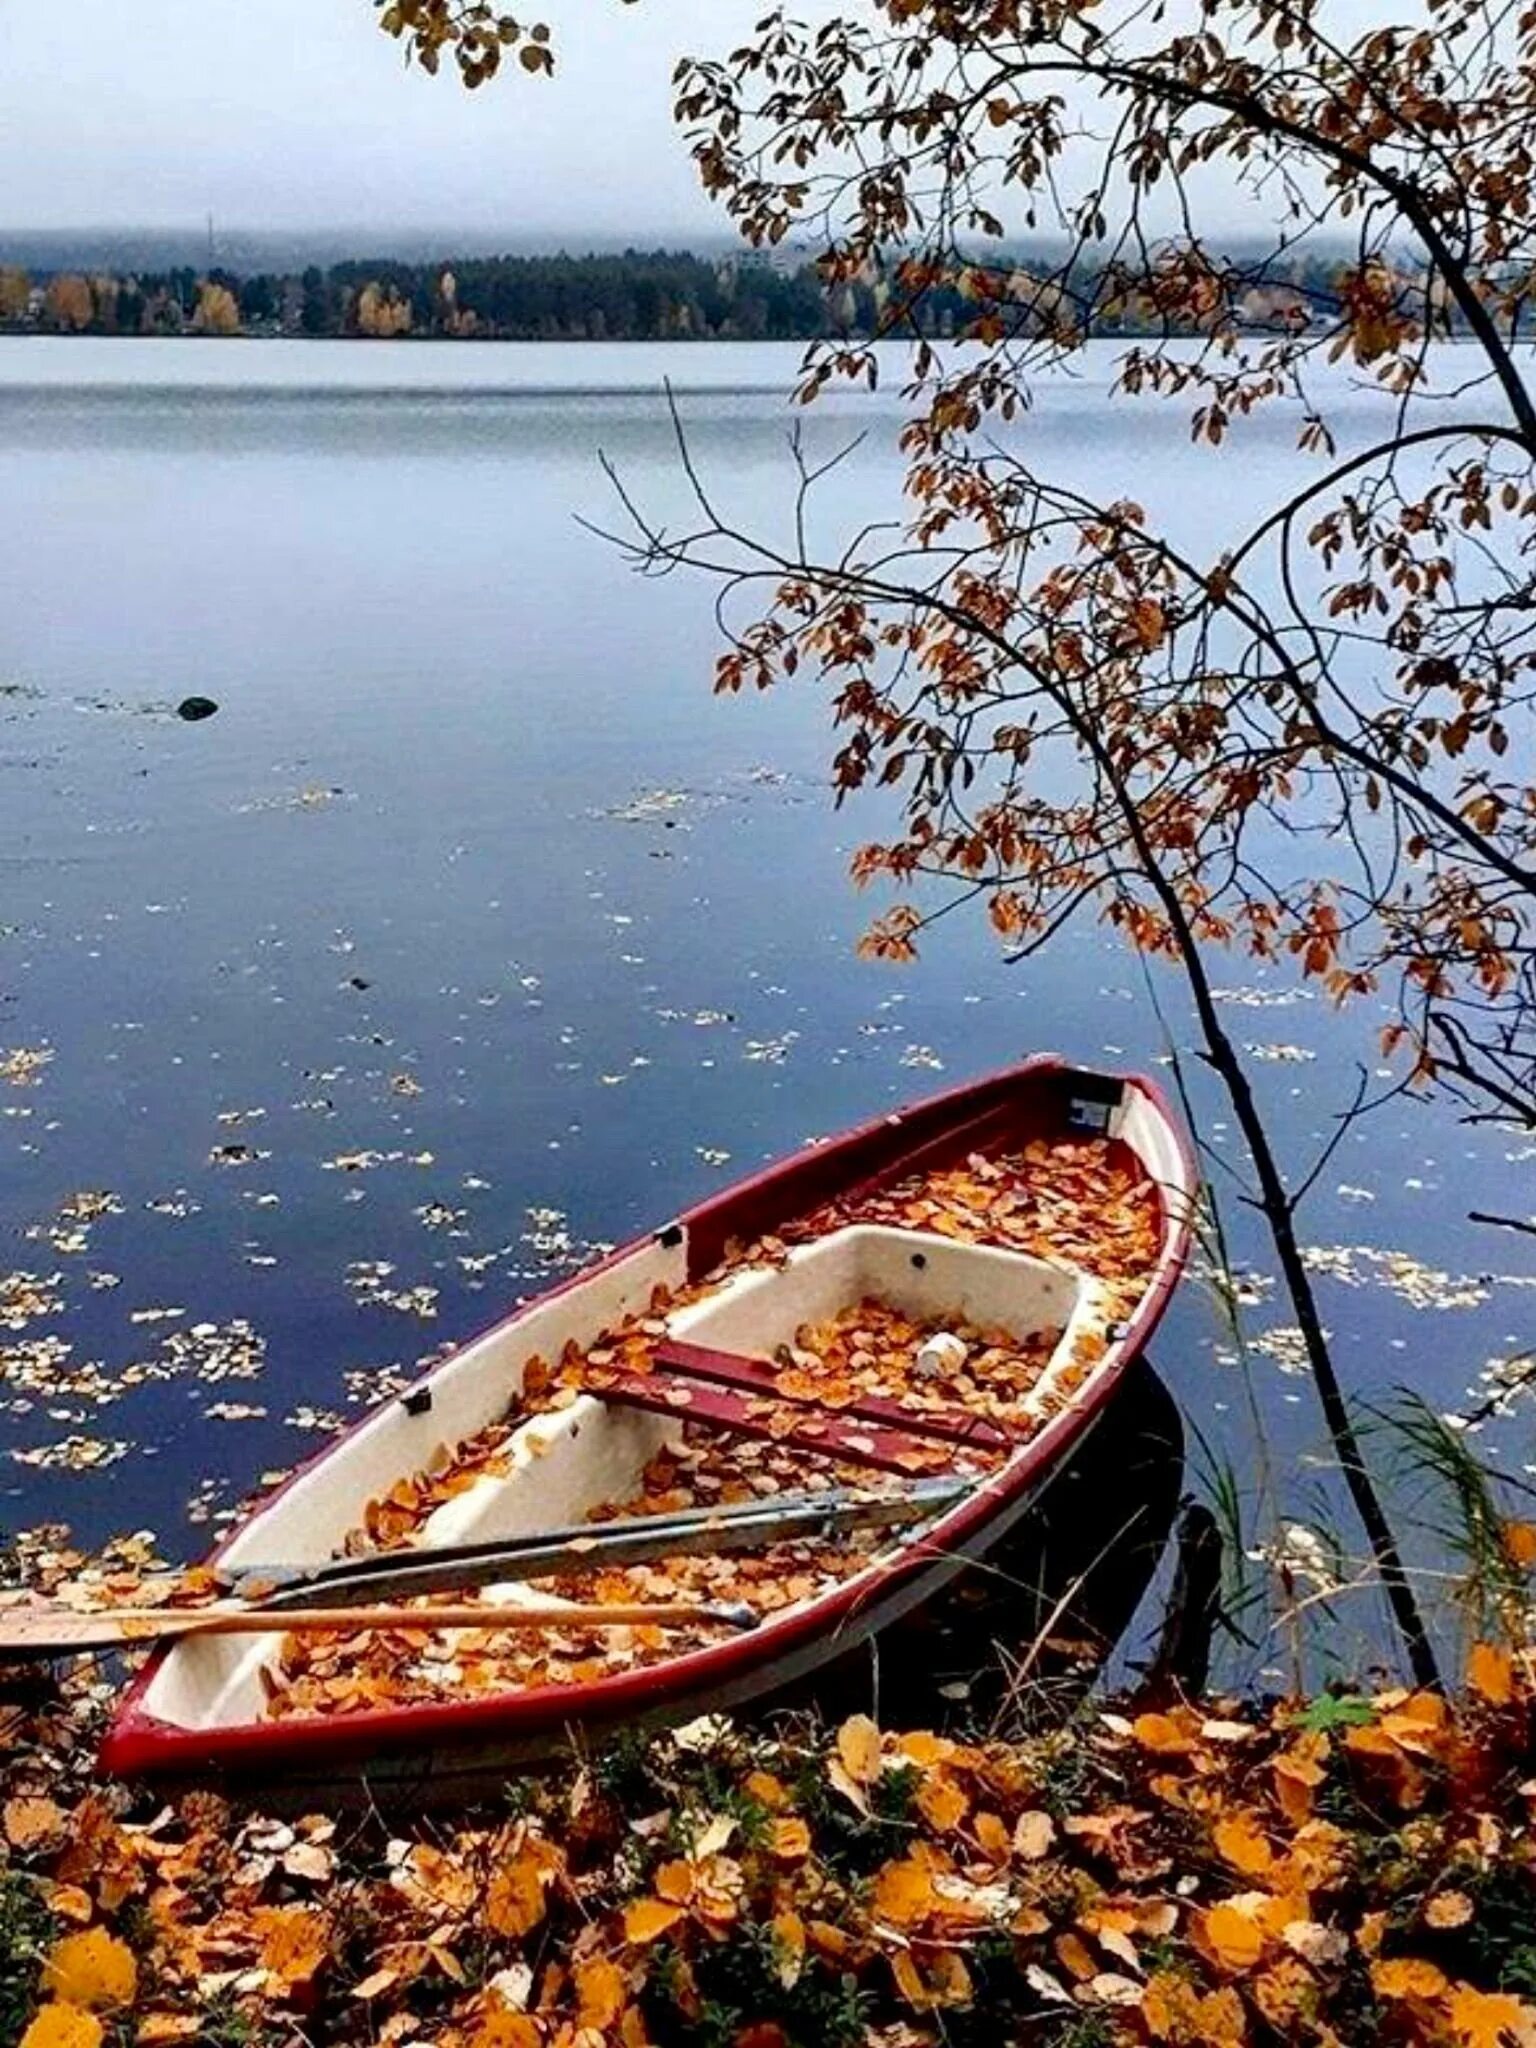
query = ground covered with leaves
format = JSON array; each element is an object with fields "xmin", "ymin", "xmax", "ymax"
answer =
[{"xmin": 6, "ymin": 1642, "xmax": 1536, "ymax": 2048}]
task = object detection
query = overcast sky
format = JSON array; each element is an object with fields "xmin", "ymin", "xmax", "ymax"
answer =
[{"xmin": 0, "ymin": 0, "xmax": 765, "ymax": 241}]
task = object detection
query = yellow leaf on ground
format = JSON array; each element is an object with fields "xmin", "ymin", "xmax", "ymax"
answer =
[
  {"xmin": 486, "ymin": 1850, "xmax": 550, "ymax": 1939},
  {"xmin": 41, "ymin": 1928, "xmax": 138, "ymax": 2011},
  {"xmin": 5, "ymin": 1795, "xmax": 67, "ymax": 1853},
  {"xmin": 1132, "ymin": 1712, "xmax": 1194, "ymax": 1755},
  {"xmin": 1447, "ymin": 1984, "xmax": 1536, "ymax": 2047},
  {"xmin": 1198, "ymin": 1901, "xmax": 1266, "ymax": 1974},
  {"xmin": 623, "ymin": 1898, "xmax": 685, "ymax": 1945},
  {"xmin": 574, "ymin": 1956, "xmax": 626, "ymax": 2031},
  {"xmin": 1425, "ymin": 1891, "xmax": 1475, "ymax": 1930},
  {"xmin": 1468, "ymin": 1642, "xmax": 1517, "ymax": 1708},
  {"xmin": 19, "ymin": 2007, "xmax": 105, "ymax": 2048},
  {"xmin": 835, "ymin": 1714, "xmax": 882, "ymax": 1786},
  {"xmin": 465, "ymin": 2013, "xmax": 542, "ymax": 2048},
  {"xmin": 890, "ymin": 1948, "xmax": 973, "ymax": 2009},
  {"xmin": 742, "ymin": 1770, "xmax": 788, "ymax": 1810},
  {"xmin": 770, "ymin": 1816, "xmax": 811, "ymax": 1862},
  {"xmin": 915, "ymin": 1770, "xmax": 969, "ymax": 1833},
  {"xmin": 253, "ymin": 1904, "xmax": 329, "ymax": 1993},
  {"xmin": 1214, "ymin": 1813, "xmax": 1274, "ymax": 1877},
  {"xmin": 872, "ymin": 1852, "xmax": 939, "ymax": 1928},
  {"xmin": 771, "ymin": 1910, "xmax": 806, "ymax": 1989},
  {"xmin": 1371, "ymin": 1956, "xmax": 1450, "ymax": 2001}
]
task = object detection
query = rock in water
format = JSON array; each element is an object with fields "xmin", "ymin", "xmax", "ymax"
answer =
[{"xmin": 176, "ymin": 696, "xmax": 219, "ymax": 722}]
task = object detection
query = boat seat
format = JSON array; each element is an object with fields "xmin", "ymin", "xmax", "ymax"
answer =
[
  {"xmin": 654, "ymin": 1338, "xmax": 1013, "ymax": 1452},
  {"xmin": 582, "ymin": 1340, "xmax": 1005, "ymax": 1478}
]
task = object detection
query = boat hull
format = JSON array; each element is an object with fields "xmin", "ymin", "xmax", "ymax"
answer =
[{"xmin": 101, "ymin": 1054, "xmax": 1195, "ymax": 1795}]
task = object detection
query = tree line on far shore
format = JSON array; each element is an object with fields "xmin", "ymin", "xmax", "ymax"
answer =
[{"xmin": 0, "ymin": 243, "xmax": 1350, "ymax": 341}]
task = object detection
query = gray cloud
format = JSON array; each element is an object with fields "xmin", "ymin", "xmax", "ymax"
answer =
[{"xmin": 0, "ymin": 0, "xmax": 759, "ymax": 241}]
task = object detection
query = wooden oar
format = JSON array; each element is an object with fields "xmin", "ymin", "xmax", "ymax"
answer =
[
  {"xmin": 0, "ymin": 1596, "xmax": 759, "ymax": 1658},
  {"xmin": 232, "ymin": 1477, "xmax": 965, "ymax": 1611}
]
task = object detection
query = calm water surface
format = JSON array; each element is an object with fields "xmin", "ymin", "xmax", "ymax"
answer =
[{"xmin": 0, "ymin": 338, "xmax": 1528, "ymax": 1676}]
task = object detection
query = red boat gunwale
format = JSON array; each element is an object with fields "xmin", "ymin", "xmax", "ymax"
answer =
[{"xmin": 101, "ymin": 1054, "xmax": 1195, "ymax": 1785}]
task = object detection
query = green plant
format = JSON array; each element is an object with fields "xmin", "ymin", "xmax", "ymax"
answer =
[{"xmin": 0, "ymin": 1869, "xmax": 56, "ymax": 2048}]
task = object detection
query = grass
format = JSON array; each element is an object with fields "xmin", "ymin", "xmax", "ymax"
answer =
[{"xmin": 0, "ymin": 1869, "xmax": 56, "ymax": 2048}]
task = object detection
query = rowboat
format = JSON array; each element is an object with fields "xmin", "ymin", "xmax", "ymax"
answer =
[{"xmin": 100, "ymin": 1054, "xmax": 1195, "ymax": 1795}]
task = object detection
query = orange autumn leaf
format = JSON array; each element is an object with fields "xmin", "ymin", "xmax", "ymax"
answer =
[
  {"xmin": 893, "ymin": 1730, "xmax": 955, "ymax": 1768},
  {"xmin": 1448, "ymin": 1984, "xmax": 1536, "ymax": 2047},
  {"xmin": 574, "ymin": 1956, "xmax": 626, "ymax": 2031},
  {"xmin": 1055, "ymin": 1931, "xmax": 1098, "ymax": 1981},
  {"xmin": 915, "ymin": 1770, "xmax": 969, "ymax": 1832},
  {"xmin": 741, "ymin": 1770, "xmax": 788, "ymax": 1811},
  {"xmin": 890, "ymin": 1947, "xmax": 973, "ymax": 2010},
  {"xmin": 19, "ymin": 2008, "xmax": 105, "ymax": 2048},
  {"xmin": 1197, "ymin": 1901, "xmax": 1266, "ymax": 1974},
  {"xmin": 253, "ymin": 1904, "xmax": 328, "ymax": 1992},
  {"xmin": 1468, "ymin": 1641, "xmax": 1517, "ymax": 1708},
  {"xmin": 769, "ymin": 1815, "xmax": 811, "ymax": 1862},
  {"xmin": 5, "ymin": 1795, "xmax": 67, "ymax": 1853},
  {"xmin": 41, "ymin": 1928, "xmax": 138, "ymax": 2011},
  {"xmin": 1371, "ymin": 1956, "xmax": 1450, "ymax": 2001},
  {"xmin": 1503, "ymin": 1521, "xmax": 1536, "ymax": 1568},
  {"xmin": 1250, "ymin": 1957, "xmax": 1318, "ymax": 2032},
  {"xmin": 973, "ymin": 1809, "xmax": 1011, "ymax": 1861},
  {"xmin": 871, "ymin": 1852, "xmax": 939, "ymax": 1929},
  {"xmin": 1426, "ymin": 1892, "xmax": 1475, "ymax": 1930},
  {"xmin": 653, "ymin": 1859, "xmax": 696, "ymax": 1905},
  {"xmin": 486, "ymin": 1850, "xmax": 550, "ymax": 1939},
  {"xmin": 1213, "ymin": 1812, "xmax": 1274, "ymax": 1877},
  {"xmin": 623, "ymin": 1897, "xmax": 685, "ymax": 1944},
  {"xmin": 1133, "ymin": 1711, "xmax": 1195, "ymax": 1755},
  {"xmin": 465, "ymin": 2014, "xmax": 542, "ymax": 2048},
  {"xmin": 771, "ymin": 1910, "xmax": 806, "ymax": 1989}
]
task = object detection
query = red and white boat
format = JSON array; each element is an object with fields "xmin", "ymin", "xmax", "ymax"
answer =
[{"xmin": 102, "ymin": 1055, "xmax": 1194, "ymax": 1797}]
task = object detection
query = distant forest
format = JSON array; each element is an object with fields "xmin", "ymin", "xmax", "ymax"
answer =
[{"xmin": 0, "ymin": 244, "xmax": 1348, "ymax": 341}]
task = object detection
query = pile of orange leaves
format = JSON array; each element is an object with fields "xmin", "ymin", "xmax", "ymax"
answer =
[{"xmin": 7, "ymin": 1639, "xmax": 1536, "ymax": 2048}]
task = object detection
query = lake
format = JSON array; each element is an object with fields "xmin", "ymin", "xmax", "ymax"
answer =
[{"xmin": 0, "ymin": 336, "xmax": 1529, "ymax": 1682}]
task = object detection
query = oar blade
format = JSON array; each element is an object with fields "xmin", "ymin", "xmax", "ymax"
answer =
[{"xmin": 0, "ymin": 1606, "xmax": 194, "ymax": 1656}]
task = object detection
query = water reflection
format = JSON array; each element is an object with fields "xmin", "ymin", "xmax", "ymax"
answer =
[{"xmin": 766, "ymin": 1357, "xmax": 1184, "ymax": 1733}]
